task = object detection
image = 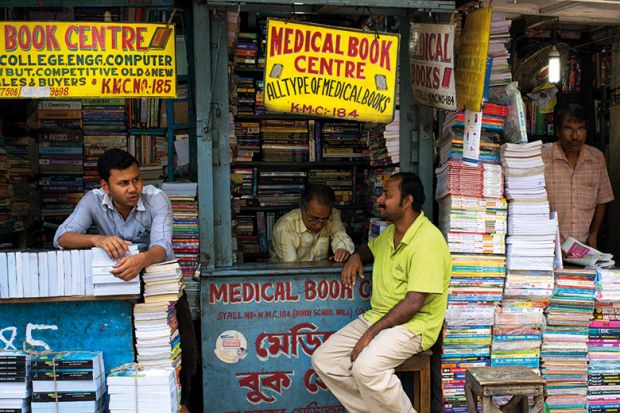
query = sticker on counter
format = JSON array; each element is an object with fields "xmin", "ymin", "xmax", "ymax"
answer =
[{"xmin": 214, "ymin": 330, "xmax": 248, "ymax": 364}]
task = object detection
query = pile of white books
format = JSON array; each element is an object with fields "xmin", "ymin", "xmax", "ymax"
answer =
[
  {"xmin": 107, "ymin": 365, "xmax": 179, "ymax": 413},
  {"xmin": 31, "ymin": 351, "xmax": 105, "ymax": 413},
  {"xmin": 142, "ymin": 260, "xmax": 183, "ymax": 304},
  {"xmin": 91, "ymin": 245, "xmax": 141, "ymax": 296},
  {"xmin": 0, "ymin": 351, "xmax": 30, "ymax": 413},
  {"xmin": 501, "ymin": 141, "xmax": 558, "ymax": 271},
  {"xmin": 0, "ymin": 250, "xmax": 93, "ymax": 299}
]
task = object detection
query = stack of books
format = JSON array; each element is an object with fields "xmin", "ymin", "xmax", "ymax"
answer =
[
  {"xmin": 501, "ymin": 141, "xmax": 558, "ymax": 271},
  {"xmin": 488, "ymin": 12, "xmax": 512, "ymax": 87},
  {"xmin": 142, "ymin": 260, "xmax": 183, "ymax": 305},
  {"xmin": 107, "ymin": 364, "xmax": 179, "ymax": 413},
  {"xmin": 492, "ymin": 306, "xmax": 543, "ymax": 369},
  {"xmin": 0, "ymin": 249, "xmax": 94, "ymax": 299},
  {"xmin": 318, "ymin": 121, "xmax": 368, "ymax": 161},
  {"xmin": 235, "ymin": 32, "xmax": 258, "ymax": 68},
  {"xmin": 233, "ymin": 121, "xmax": 260, "ymax": 162},
  {"xmin": 234, "ymin": 77, "xmax": 257, "ymax": 116},
  {"xmin": 0, "ymin": 137, "xmax": 9, "ymax": 234},
  {"xmin": 364, "ymin": 121, "xmax": 399, "ymax": 167},
  {"xmin": 542, "ymin": 268, "xmax": 595, "ymax": 413},
  {"xmin": 162, "ymin": 182, "xmax": 200, "ymax": 319},
  {"xmin": 308, "ymin": 169, "xmax": 354, "ymax": 206},
  {"xmin": 257, "ymin": 171, "xmax": 305, "ymax": 207},
  {"xmin": 127, "ymin": 98, "xmax": 166, "ymax": 129},
  {"xmin": 31, "ymin": 351, "xmax": 105, "ymax": 413},
  {"xmin": 81, "ymin": 98, "xmax": 128, "ymax": 191},
  {"xmin": 0, "ymin": 351, "xmax": 30, "ymax": 413},
  {"xmin": 260, "ymin": 120, "xmax": 309, "ymax": 162},
  {"xmin": 38, "ymin": 113, "xmax": 84, "ymax": 220},
  {"xmin": 6, "ymin": 135, "xmax": 37, "ymax": 234},
  {"xmin": 436, "ymin": 112, "xmax": 507, "ymax": 411},
  {"xmin": 91, "ymin": 245, "xmax": 141, "ymax": 296}
]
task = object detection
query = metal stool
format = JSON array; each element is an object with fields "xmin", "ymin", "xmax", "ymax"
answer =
[
  {"xmin": 465, "ymin": 366, "xmax": 545, "ymax": 413},
  {"xmin": 395, "ymin": 350, "xmax": 432, "ymax": 413}
]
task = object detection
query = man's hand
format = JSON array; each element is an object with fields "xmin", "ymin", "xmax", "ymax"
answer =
[
  {"xmin": 330, "ymin": 248, "xmax": 351, "ymax": 263},
  {"xmin": 351, "ymin": 331, "xmax": 373, "ymax": 362},
  {"xmin": 93, "ymin": 235, "xmax": 132, "ymax": 260},
  {"xmin": 586, "ymin": 233, "xmax": 598, "ymax": 250},
  {"xmin": 342, "ymin": 253, "xmax": 364, "ymax": 288},
  {"xmin": 111, "ymin": 253, "xmax": 147, "ymax": 281}
]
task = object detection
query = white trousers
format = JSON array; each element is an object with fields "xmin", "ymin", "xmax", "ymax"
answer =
[{"xmin": 311, "ymin": 315, "xmax": 423, "ymax": 413}]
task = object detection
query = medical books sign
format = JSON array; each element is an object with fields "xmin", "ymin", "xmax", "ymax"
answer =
[
  {"xmin": 0, "ymin": 21, "xmax": 176, "ymax": 98},
  {"xmin": 409, "ymin": 22, "xmax": 456, "ymax": 111},
  {"xmin": 264, "ymin": 18, "xmax": 399, "ymax": 123}
]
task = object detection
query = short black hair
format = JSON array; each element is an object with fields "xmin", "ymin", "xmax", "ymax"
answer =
[
  {"xmin": 391, "ymin": 172, "xmax": 425, "ymax": 212},
  {"xmin": 301, "ymin": 183, "xmax": 335, "ymax": 209},
  {"xmin": 556, "ymin": 103, "xmax": 587, "ymax": 133},
  {"xmin": 97, "ymin": 148, "xmax": 140, "ymax": 182}
]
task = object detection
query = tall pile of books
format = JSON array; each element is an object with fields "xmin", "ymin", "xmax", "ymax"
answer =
[
  {"xmin": 31, "ymin": 351, "xmax": 105, "ymax": 413},
  {"xmin": 133, "ymin": 261, "xmax": 184, "ymax": 409},
  {"xmin": 234, "ymin": 76, "xmax": 257, "ymax": 116},
  {"xmin": 162, "ymin": 182, "xmax": 200, "ymax": 319},
  {"xmin": 364, "ymin": 121, "xmax": 399, "ymax": 167},
  {"xmin": 108, "ymin": 364, "xmax": 179, "ymax": 413},
  {"xmin": 319, "ymin": 121, "xmax": 368, "ymax": 161},
  {"xmin": 501, "ymin": 141, "xmax": 557, "ymax": 271},
  {"xmin": 6, "ymin": 134, "xmax": 37, "ymax": 233},
  {"xmin": 91, "ymin": 245, "xmax": 141, "ymax": 296},
  {"xmin": 81, "ymin": 98, "xmax": 127, "ymax": 190},
  {"xmin": 589, "ymin": 268, "xmax": 620, "ymax": 413},
  {"xmin": 0, "ymin": 351, "xmax": 30, "ymax": 413},
  {"xmin": 542, "ymin": 268, "xmax": 595, "ymax": 413},
  {"xmin": 488, "ymin": 12, "xmax": 512, "ymax": 87},
  {"xmin": 261, "ymin": 120, "xmax": 309, "ymax": 162},
  {"xmin": 436, "ymin": 105, "xmax": 507, "ymax": 413},
  {"xmin": 234, "ymin": 121, "xmax": 260, "ymax": 162},
  {"xmin": 38, "ymin": 101, "xmax": 84, "ymax": 223}
]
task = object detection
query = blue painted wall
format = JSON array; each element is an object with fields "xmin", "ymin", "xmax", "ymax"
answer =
[{"xmin": 0, "ymin": 300, "xmax": 134, "ymax": 374}]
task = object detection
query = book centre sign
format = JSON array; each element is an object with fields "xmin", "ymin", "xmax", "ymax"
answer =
[
  {"xmin": 264, "ymin": 19, "xmax": 399, "ymax": 123},
  {"xmin": 0, "ymin": 22, "xmax": 176, "ymax": 98}
]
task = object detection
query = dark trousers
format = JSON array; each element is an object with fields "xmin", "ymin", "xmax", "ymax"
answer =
[{"xmin": 177, "ymin": 290, "xmax": 198, "ymax": 406}]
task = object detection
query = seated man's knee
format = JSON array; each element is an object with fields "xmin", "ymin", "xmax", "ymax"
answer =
[{"xmin": 351, "ymin": 356, "xmax": 376, "ymax": 383}]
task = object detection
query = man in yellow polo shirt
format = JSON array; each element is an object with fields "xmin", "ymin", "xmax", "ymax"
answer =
[{"xmin": 312, "ymin": 172, "xmax": 451, "ymax": 413}]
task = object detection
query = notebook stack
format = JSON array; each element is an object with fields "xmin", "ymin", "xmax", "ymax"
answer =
[
  {"xmin": 0, "ymin": 351, "xmax": 30, "ymax": 413},
  {"xmin": 31, "ymin": 351, "xmax": 105, "ymax": 413},
  {"xmin": 587, "ymin": 268, "xmax": 620, "ymax": 413},
  {"xmin": 134, "ymin": 261, "xmax": 183, "ymax": 392},
  {"xmin": 91, "ymin": 245, "xmax": 141, "ymax": 296},
  {"xmin": 260, "ymin": 120, "xmax": 309, "ymax": 162},
  {"xmin": 500, "ymin": 141, "xmax": 558, "ymax": 271},
  {"xmin": 107, "ymin": 364, "xmax": 179, "ymax": 413},
  {"xmin": 162, "ymin": 182, "xmax": 200, "ymax": 319},
  {"xmin": 542, "ymin": 268, "xmax": 596, "ymax": 413},
  {"xmin": 436, "ymin": 107, "xmax": 507, "ymax": 413}
]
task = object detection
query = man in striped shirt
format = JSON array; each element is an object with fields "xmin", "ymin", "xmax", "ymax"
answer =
[{"xmin": 269, "ymin": 183, "xmax": 355, "ymax": 262}]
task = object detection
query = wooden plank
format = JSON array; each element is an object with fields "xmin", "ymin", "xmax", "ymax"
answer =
[
  {"xmin": 467, "ymin": 367, "xmax": 546, "ymax": 386},
  {"xmin": 0, "ymin": 295, "xmax": 140, "ymax": 304}
]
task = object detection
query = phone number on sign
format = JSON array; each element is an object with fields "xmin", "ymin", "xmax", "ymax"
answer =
[{"xmin": 0, "ymin": 87, "xmax": 19, "ymax": 97}]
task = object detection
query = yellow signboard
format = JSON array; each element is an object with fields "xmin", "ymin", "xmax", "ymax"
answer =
[
  {"xmin": 455, "ymin": 7, "xmax": 492, "ymax": 111},
  {"xmin": 264, "ymin": 19, "xmax": 399, "ymax": 123},
  {"xmin": 0, "ymin": 21, "xmax": 176, "ymax": 99}
]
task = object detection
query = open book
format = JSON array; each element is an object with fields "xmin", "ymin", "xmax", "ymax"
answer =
[{"xmin": 561, "ymin": 237, "xmax": 615, "ymax": 268}]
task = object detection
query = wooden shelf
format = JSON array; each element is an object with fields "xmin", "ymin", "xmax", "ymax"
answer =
[
  {"xmin": 237, "ymin": 204, "xmax": 365, "ymax": 212},
  {"xmin": 128, "ymin": 128, "xmax": 167, "ymax": 135},
  {"xmin": 234, "ymin": 67, "xmax": 264, "ymax": 75},
  {"xmin": 0, "ymin": 295, "xmax": 141, "ymax": 305},
  {"xmin": 232, "ymin": 161, "xmax": 369, "ymax": 169}
]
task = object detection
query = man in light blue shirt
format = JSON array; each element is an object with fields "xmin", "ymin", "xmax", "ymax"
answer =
[
  {"xmin": 54, "ymin": 148, "xmax": 197, "ymax": 412},
  {"xmin": 54, "ymin": 149, "xmax": 173, "ymax": 280}
]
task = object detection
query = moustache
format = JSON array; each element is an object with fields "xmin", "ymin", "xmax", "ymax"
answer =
[{"xmin": 378, "ymin": 204, "xmax": 386, "ymax": 209}]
